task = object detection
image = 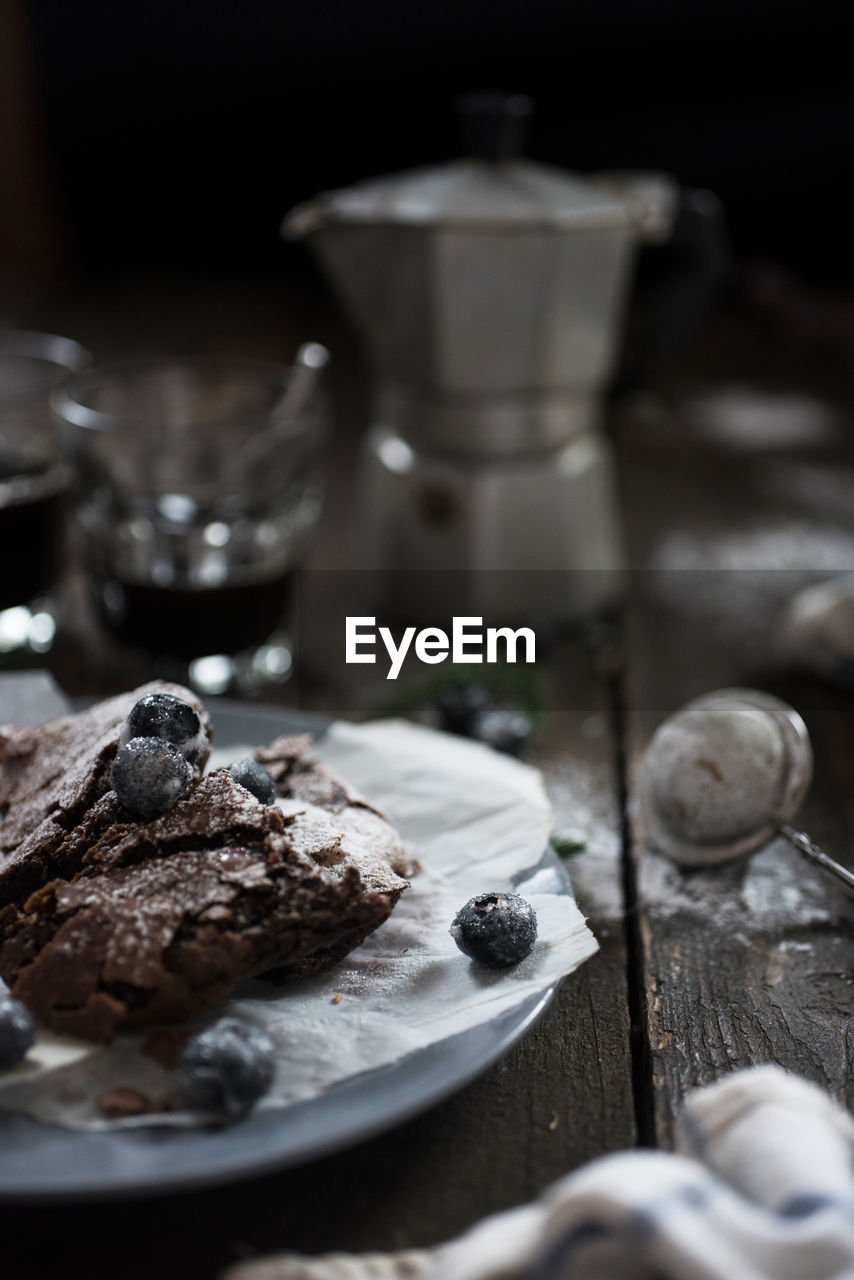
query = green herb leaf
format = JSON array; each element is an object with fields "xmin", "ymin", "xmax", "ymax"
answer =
[{"xmin": 551, "ymin": 836, "xmax": 587, "ymax": 860}]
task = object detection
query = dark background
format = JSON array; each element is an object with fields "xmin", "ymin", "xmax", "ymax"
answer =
[{"xmin": 11, "ymin": 0, "xmax": 854, "ymax": 288}]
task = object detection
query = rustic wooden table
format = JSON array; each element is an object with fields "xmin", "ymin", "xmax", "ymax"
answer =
[{"xmin": 3, "ymin": 282, "xmax": 854, "ymax": 1278}]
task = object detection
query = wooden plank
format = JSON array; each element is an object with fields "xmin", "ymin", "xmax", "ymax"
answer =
[{"xmin": 617, "ymin": 375, "xmax": 854, "ymax": 1147}]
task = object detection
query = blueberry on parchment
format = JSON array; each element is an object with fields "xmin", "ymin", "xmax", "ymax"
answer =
[
  {"xmin": 179, "ymin": 1019, "xmax": 276, "ymax": 1120},
  {"xmin": 472, "ymin": 708, "xmax": 532, "ymax": 757},
  {"xmin": 450, "ymin": 892, "xmax": 538, "ymax": 967},
  {"xmin": 436, "ymin": 682, "xmax": 491, "ymax": 736},
  {"xmin": 0, "ymin": 998, "xmax": 36, "ymax": 1070}
]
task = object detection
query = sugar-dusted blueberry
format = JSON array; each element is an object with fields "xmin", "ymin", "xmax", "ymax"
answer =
[
  {"xmin": 0, "ymin": 997, "xmax": 36, "ymax": 1070},
  {"xmin": 179, "ymin": 1018, "xmax": 276, "ymax": 1119},
  {"xmin": 472, "ymin": 708, "xmax": 532, "ymax": 757},
  {"xmin": 119, "ymin": 692, "xmax": 208, "ymax": 765},
  {"xmin": 450, "ymin": 892, "xmax": 538, "ymax": 967},
  {"xmin": 435, "ymin": 681, "xmax": 491, "ymax": 736},
  {"xmin": 110, "ymin": 736, "xmax": 193, "ymax": 820},
  {"xmin": 224, "ymin": 757, "xmax": 277, "ymax": 805}
]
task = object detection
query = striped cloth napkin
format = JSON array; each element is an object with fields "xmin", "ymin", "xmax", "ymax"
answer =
[{"xmin": 225, "ymin": 1066, "xmax": 854, "ymax": 1280}]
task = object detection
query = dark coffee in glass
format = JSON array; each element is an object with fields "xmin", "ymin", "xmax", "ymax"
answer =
[
  {"xmin": 54, "ymin": 354, "xmax": 327, "ymax": 693},
  {"xmin": 0, "ymin": 329, "xmax": 91, "ymax": 655}
]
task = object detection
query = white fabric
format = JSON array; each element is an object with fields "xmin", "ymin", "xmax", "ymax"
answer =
[{"xmin": 224, "ymin": 1067, "xmax": 854, "ymax": 1280}]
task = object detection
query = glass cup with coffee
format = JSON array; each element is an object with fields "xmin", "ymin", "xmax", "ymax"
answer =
[
  {"xmin": 53, "ymin": 347, "xmax": 328, "ymax": 695},
  {"xmin": 0, "ymin": 328, "xmax": 92, "ymax": 660}
]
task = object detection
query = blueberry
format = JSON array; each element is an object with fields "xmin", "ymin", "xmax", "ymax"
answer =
[
  {"xmin": 472, "ymin": 708, "xmax": 532, "ymax": 757},
  {"xmin": 223, "ymin": 757, "xmax": 277, "ymax": 805},
  {"xmin": 179, "ymin": 1018, "xmax": 276, "ymax": 1119},
  {"xmin": 110, "ymin": 736, "xmax": 193, "ymax": 820},
  {"xmin": 450, "ymin": 892, "xmax": 538, "ymax": 967},
  {"xmin": 119, "ymin": 693, "xmax": 207, "ymax": 765},
  {"xmin": 436, "ymin": 682, "xmax": 491, "ymax": 736},
  {"xmin": 0, "ymin": 998, "xmax": 36, "ymax": 1070}
]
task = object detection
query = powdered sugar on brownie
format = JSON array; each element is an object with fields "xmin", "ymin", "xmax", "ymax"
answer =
[{"xmin": 0, "ymin": 690, "xmax": 409, "ymax": 1041}]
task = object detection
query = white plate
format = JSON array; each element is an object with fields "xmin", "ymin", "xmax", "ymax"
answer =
[{"xmin": 0, "ymin": 700, "xmax": 568, "ymax": 1202}]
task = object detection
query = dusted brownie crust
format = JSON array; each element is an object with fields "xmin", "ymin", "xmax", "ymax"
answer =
[
  {"xmin": 0, "ymin": 682, "xmax": 211, "ymax": 908},
  {"xmin": 0, "ymin": 771, "xmax": 406, "ymax": 1041},
  {"xmin": 256, "ymin": 735, "xmax": 416, "ymax": 978},
  {"xmin": 0, "ymin": 696, "xmax": 409, "ymax": 1041},
  {"xmin": 257, "ymin": 734, "xmax": 374, "ymax": 815}
]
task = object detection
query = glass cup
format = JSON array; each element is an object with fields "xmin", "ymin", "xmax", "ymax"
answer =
[
  {"xmin": 0, "ymin": 328, "xmax": 92, "ymax": 658},
  {"xmin": 52, "ymin": 350, "xmax": 328, "ymax": 695}
]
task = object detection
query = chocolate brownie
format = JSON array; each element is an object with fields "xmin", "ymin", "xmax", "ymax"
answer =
[
  {"xmin": 257, "ymin": 734, "xmax": 373, "ymax": 814},
  {"xmin": 256, "ymin": 735, "xmax": 416, "ymax": 977},
  {"xmin": 0, "ymin": 693, "xmax": 410, "ymax": 1041},
  {"xmin": 0, "ymin": 681, "xmax": 211, "ymax": 907}
]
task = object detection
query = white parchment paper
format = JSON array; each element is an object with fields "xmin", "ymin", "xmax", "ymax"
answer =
[{"xmin": 0, "ymin": 719, "xmax": 598, "ymax": 1129}]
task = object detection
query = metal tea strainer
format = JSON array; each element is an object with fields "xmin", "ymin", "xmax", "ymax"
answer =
[{"xmin": 638, "ymin": 687, "xmax": 854, "ymax": 894}]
